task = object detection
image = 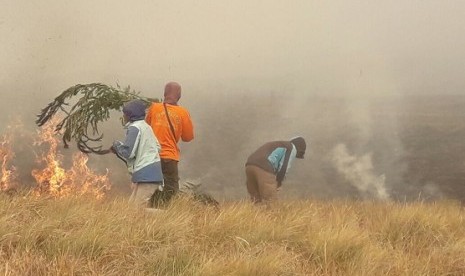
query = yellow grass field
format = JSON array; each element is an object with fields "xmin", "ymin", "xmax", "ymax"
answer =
[{"xmin": 0, "ymin": 193, "xmax": 464, "ymax": 276}]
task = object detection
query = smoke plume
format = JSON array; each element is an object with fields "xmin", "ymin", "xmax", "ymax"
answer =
[{"xmin": 330, "ymin": 143, "xmax": 389, "ymax": 201}]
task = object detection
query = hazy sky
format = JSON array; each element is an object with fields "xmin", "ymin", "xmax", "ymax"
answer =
[{"xmin": 1, "ymin": 0, "xmax": 465, "ymax": 101}]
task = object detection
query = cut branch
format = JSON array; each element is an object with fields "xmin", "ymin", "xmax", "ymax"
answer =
[{"xmin": 36, "ymin": 83, "xmax": 159, "ymax": 154}]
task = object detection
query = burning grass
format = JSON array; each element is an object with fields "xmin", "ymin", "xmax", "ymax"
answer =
[
  {"xmin": 0, "ymin": 130, "xmax": 17, "ymax": 192},
  {"xmin": 0, "ymin": 119, "xmax": 111, "ymax": 199},
  {"xmin": 0, "ymin": 195, "xmax": 464, "ymax": 275}
]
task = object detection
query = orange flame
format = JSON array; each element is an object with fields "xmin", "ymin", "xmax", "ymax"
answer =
[
  {"xmin": 31, "ymin": 118, "xmax": 111, "ymax": 199},
  {"xmin": 0, "ymin": 129, "xmax": 18, "ymax": 191}
]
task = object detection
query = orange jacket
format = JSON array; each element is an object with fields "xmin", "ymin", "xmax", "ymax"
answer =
[{"xmin": 146, "ymin": 103, "xmax": 194, "ymax": 161}]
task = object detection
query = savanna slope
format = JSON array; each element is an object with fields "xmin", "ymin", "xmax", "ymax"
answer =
[{"xmin": 0, "ymin": 194, "xmax": 464, "ymax": 275}]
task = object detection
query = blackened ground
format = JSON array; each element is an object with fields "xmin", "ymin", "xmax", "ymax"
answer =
[{"xmin": 181, "ymin": 94, "xmax": 465, "ymax": 202}]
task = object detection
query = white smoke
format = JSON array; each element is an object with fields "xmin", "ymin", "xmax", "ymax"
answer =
[
  {"xmin": 330, "ymin": 143, "xmax": 390, "ymax": 201},
  {"xmin": 421, "ymin": 181, "xmax": 444, "ymax": 200}
]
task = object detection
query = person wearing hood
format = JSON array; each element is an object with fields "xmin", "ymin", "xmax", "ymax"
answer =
[
  {"xmin": 146, "ymin": 82, "xmax": 194, "ymax": 205},
  {"xmin": 245, "ymin": 137, "xmax": 307, "ymax": 203},
  {"xmin": 110, "ymin": 99, "xmax": 164, "ymax": 207}
]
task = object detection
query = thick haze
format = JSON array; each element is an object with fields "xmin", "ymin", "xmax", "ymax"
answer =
[
  {"xmin": 2, "ymin": 1, "xmax": 465, "ymax": 98},
  {"xmin": 1, "ymin": 1, "xmax": 465, "ymax": 200}
]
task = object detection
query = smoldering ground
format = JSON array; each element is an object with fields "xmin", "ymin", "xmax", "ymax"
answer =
[
  {"xmin": 1, "ymin": 1, "xmax": 465, "ymax": 201},
  {"xmin": 5, "ymin": 92, "xmax": 465, "ymax": 202},
  {"xmin": 184, "ymin": 93, "xmax": 465, "ymax": 201}
]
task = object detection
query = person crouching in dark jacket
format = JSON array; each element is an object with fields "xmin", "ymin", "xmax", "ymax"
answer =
[{"xmin": 245, "ymin": 137, "xmax": 306, "ymax": 203}]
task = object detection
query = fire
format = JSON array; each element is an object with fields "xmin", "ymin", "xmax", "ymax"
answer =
[
  {"xmin": 31, "ymin": 118, "xmax": 111, "ymax": 199},
  {"xmin": 0, "ymin": 129, "xmax": 18, "ymax": 191}
]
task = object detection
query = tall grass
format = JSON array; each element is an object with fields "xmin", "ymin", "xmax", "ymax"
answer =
[{"xmin": 0, "ymin": 193, "xmax": 464, "ymax": 275}]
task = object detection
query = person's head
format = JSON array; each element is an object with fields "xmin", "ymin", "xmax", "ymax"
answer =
[
  {"xmin": 290, "ymin": 136, "xmax": 306, "ymax": 159},
  {"xmin": 164, "ymin": 82, "xmax": 182, "ymax": 105},
  {"xmin": 122, "ymin": 99, "xmax": 147, "ymax": 124}
]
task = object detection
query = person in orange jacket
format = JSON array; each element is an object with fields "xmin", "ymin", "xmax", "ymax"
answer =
[{"xmin": 146, "ymin": 82, "xmax": 194, "ymax": 204}]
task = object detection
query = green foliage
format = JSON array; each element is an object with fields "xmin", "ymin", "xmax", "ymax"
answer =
[{"xmin": 36, "ymin": 83, "xmax": 159, "ymax": 154}]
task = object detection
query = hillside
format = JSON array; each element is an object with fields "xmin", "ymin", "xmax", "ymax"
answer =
[{"xmin": 0, "ymin": 194, "xmax": 464, "ymax": 275}]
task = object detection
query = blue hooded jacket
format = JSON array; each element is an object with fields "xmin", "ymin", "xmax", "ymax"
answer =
[{"xmin": 113, "ymin": 100, "xmax": 163, "ymax": 184}]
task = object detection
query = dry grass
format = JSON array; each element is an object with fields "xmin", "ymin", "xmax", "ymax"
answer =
[{"xmin": 0, "ymin": 193, "xmax": 464, "ymax": 275}]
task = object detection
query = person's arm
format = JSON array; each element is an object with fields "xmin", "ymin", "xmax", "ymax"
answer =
[
  {"xmin": 181, "ymin": 110, "xmax": 194, "ymax": 142},
  {"xmin": 145, "ymin": 104, "xmax": 153, "ymax": 125},
  {"xmin": 112, "ymin": 126, "xmax": 140, "ymax": 161},
  {"xmin": 276, "ymin": 142, "xmax": 293, "ymax": 187},
  {"xmin": 154, "ymin": 135, "xmax": 162, "ymax": 152}
]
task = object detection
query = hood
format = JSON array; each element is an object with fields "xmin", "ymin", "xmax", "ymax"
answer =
[
  {"xmin": 122, "ymin": 99, "xmax": 147, "ymax": 121},
  {"xmin": 290, "ymin": 136, "xmax": 306, "ymax": 153},
  {"xmin": 163, "ymin": 82, "xmax": 181, "ymax": 105}
]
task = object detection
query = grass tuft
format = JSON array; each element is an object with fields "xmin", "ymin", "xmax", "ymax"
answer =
[{"xmin": 0, "ymin": 193, "xmax": 464, "ymax": 275}]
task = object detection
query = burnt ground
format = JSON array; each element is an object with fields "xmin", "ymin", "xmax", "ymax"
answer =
[
  {"xmin": 395, "ymin": 95, "xmax": 465, "ymax": 201},
  {"xmin": 182, "ymin": 94, "xmax": 465, "ymax": 202},
  {"xmin": 4, "ymin": 93, "xmax": 465, "ymax": 202}
]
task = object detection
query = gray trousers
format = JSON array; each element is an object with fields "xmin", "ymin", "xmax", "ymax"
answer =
[{"xmin": 129, "ymin": 183, "xmax": 161, "ymax": 207}]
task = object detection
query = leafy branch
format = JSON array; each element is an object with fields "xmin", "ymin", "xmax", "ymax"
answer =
[{"xmin": 36, "ymin": 83, "xmax": 159, "ymax": 154}]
